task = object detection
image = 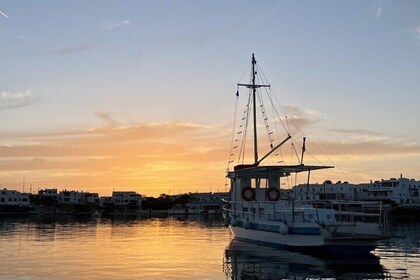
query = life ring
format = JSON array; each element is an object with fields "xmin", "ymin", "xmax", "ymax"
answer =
[
  {"xmin": 266, "ymin": 187, "xmax": 280, "ymax": 201},
  {"xmin": 241, "ymin": 187, "xmax": 256, "ymax": 201}
]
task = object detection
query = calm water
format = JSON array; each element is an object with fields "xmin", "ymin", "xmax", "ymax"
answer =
[{"xmin": 0, "ymin": 216, "xmax": 419, "ymax": 280}]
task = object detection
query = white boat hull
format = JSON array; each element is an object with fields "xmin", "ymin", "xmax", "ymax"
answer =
[
  {"xmin": 229, "ymin": 224, "xmax": 380, "ymax": 254},
  {"xmin": 230, "ymin": 225, "xmax": 324, "ymax": 247}
]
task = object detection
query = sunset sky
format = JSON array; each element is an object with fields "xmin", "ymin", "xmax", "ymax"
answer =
[{"xmin": 1, "ymin": 1, "xmax": 420, "ymax": 196}]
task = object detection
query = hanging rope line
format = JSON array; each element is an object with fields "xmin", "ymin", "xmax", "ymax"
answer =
[
  {"xmin": 226, "ymin": 90, "xmax": 240, "ymax": 174},
  {"xmin": 226, "ymin": 56, "xmax": 354, "ymax": 184},
  {"xmin": 258, "ymin": 63, "xmax": 354, "ymax": 182},
  {"xmin": 238, "ymin": 90, "xmax": 252, "ymax": 164}
]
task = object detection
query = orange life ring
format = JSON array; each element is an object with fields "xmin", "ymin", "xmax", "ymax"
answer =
[
  {"xmin": 241, "ymin": 187, "xmax": 256, "ymax": 201},
  {"xmin": 266, "ymin": 187, "xmax": 280, "ymax": 201}
]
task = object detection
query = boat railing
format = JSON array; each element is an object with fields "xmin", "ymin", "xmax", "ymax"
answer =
[
  {"xmin": 310, "ymin": 200, "xmax": 389, "ymax": 230},
  {"xmin": 223, "ymin": 200, "xmax": 313, "ymax": 223},
  {"xmin": 223, "ymin": 199, "xmax": 388, "ymax": 232}
]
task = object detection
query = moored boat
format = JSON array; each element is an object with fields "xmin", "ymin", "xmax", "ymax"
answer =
[{"xmin": 223, "ymin": 54, "xmax": 388, "ymax": 254}]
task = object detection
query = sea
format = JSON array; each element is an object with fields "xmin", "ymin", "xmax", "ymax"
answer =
[{"xmin": 0, "ymin": 215, "xmax": 419, "ymax": 280}]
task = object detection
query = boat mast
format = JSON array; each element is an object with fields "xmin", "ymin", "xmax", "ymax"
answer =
[
  {"xmin": 238, "ymin": 53, "xmax": 270, "ymax": 165},
  {"xmin": 251, "ymin": 54, "xmax": 258, "ymax": 164}
]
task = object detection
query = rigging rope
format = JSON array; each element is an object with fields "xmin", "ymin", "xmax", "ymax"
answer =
[
  {"xmin": 238, "ymin": 90, "xmax": 252, "ymax": 164},
  {"xmin": 260, "ymin": 67, "xmax": 355, "ymax": 183},
  {"xmin": 256, "ymin": 89, "xmax": 275, "ymax": 149},
  {"xmin": 227, "ymin": 58, "xmax": 354, "ymax": 184},
  {"xmin": 226, "ymin": 89, "xmax": 240, "ymax": 173}
]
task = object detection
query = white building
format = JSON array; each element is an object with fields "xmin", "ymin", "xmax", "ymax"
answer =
[
  {"xmin": 99, "ymin": 196, "xmax": 112, "ymax": 207},
  {"xmin": 291, "ymin": 176, "xmax": 420, "ymax": 207},
  {"xmin": 85, "ymin": 193, "xmax": 100, "ymax": 205},
  {"xmin": 293, "ymin": 180, "xmax": 362, "ymax": 201},
  {"xmin": 38, "ymin": 188, "xmax": 59, "ymax": 202},
  {"xmin": 360, "ymin": 177, "xmax": 420, "ymax": 206},
  {"xmin": 0, "ymin": 189, "xmax": 30, "ymax": 206},
  {"xmin": 112, "ymin": 191, "xmax": 142, "ymax": 208},
  {"xmin": 59, "ymin": 190, "xmax": 84, "ymax": 204},
  {"xmin": 169, "ymin": 192, "xmax": 229, "ymax": 215},
  {"xmin": 59, "ymin": 190, "xmax": 100, "ymax": 206}
]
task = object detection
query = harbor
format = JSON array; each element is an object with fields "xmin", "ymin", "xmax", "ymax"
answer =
[
  {"xmin": 2, "ymin": 1, "xmax": 420, "ymax": 279},
  {"xmin": 1, "ymin": 176, "xmax": 420, "ymax": 218},
  {"xmin": 0, "ymin": 215, "xmax": 419, "ymax": 279},
  {"xmin": 0, "ymin": 188, "xmax": 229, "ymax": 216}
]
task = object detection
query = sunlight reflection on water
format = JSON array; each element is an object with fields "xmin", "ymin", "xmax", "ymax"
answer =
[{"xmin": 0, "ymin": 216, "xmax": 419, "ymax": 279}]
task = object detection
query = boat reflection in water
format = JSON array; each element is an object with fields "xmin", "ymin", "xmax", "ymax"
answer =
[{"xmin": 223, "ymin": 239, "xmax": 390, "ymax": 280}]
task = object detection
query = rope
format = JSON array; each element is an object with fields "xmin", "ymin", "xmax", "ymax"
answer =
[
  {"xmin": 226, "ymin": 91, "xmax": 240, "ymax": 173},
  {"xmin": 238, "ymin": 90, "xmax": 252, "ymax": 164},
  {"xmin": 229, "ymin": 57, "xmax": 354, "ymax": 183}
]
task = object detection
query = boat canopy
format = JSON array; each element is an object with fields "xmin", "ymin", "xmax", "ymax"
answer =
[{"xmin": 227, "ymin": 164, "xmax": 333, "ymax": 179}]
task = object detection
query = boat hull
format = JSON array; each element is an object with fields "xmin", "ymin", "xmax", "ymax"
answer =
[{"xmin": 229, "ymin": 225, "xmax": 379, "ymax": 255}]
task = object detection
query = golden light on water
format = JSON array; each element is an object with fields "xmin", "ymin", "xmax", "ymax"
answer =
[
  {"xmin": 1, "ymin": 217, "xmax": 419, "ymax": 279},
  {"xmin": 1, "ymin": 217, "xmax": 231, "ymax": 279}
]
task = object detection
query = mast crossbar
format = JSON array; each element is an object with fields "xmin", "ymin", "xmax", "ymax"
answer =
[{"xmin": 237, "ymin": 83, "xmax": 270, "ymax": 89}]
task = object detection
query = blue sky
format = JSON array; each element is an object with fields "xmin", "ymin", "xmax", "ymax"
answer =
[{"xmin": 1, "ymin": 1, "xmax": 420, "ymax": 195}]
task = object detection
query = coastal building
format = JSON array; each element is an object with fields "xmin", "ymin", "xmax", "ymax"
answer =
[
  {"xmin": 98, "ymin": 191, "xmax": 143, "ymax": 211},
  {"xmin": 358, "ymin": 177, "xmax": 420, "ymax": 207},
  {"xmin": 59, "ymin": 190, "xmax": 84, "ymax": 204},
  {"xmin": 112, "ymin": 191, "xmax": 143, "ymax": 207},
  {"xmin": 168, "ymin": 192, "xmax": 229, "ymax": 215},
  {"xmin": 292, "ymin": 180, "xmax": 363, "ymax": 201},
  {"xmin": 99, "ymin": 196, "xmax": 112, "ymax": 207},
  {"xmin": 0, "ymin": 189, "xmax": 30, "ymax": 207},
  {"xmin": 291, "ymin": 176, "xmax": 420, "ymax": 207},
  {"xmin": 85, "ymin": 193, "xmax": 100, "ymax": 205},
  {"xmin": 38, "ymin": 188, "xmax": 59, "ymax": 203},
  {"xmin": 188, "ymin": 192, "xmax": 229, "ymax": 214},
  {"xmin": 58, "ymin": 190, "xmax": 100, "ymax": 206}
]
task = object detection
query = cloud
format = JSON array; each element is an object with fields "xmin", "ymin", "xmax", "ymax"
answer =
[
  {"xmin": 0, "ymin": 90, "xmax": 35, "ymax": 109},
  {"xmin": 311, "ymin": 139, "xmax": 420, "ymax": 157},
  {"xmin": 106, "ymin": 20, "xmax": 130, "ymax": 30},
  {"xmin": 375, "ymin": 7, "xmax": 382, "ymax": 18},
  {"xmin": 93, "ymin": 111, "xmax": 118, "ymax": 127},
  {"xmin": 50, "ymin": 43, "xmax": 93, "ymax": 55},
  {"xmin": 416, "ymin": 26, "xmax": 420, "ymax": 35},
  {"xmin": 0, "ymin": 120, "xmax": 231, "ymax": 195},
  {"xmin": 2, "ymin": 116, "xmax": 418, "ymax": 195},
  {"xmin": 329, "ymin": 128, "xmax": 381, "ymax": 136},
  {"xmin": 0, "ymin": 121, "xmax": 229, "ymax": 162},
  {"xmin": 279, "ymin": 105, "xmax": 320, "ymax": 131}
]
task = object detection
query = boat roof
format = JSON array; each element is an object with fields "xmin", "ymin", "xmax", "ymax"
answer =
[{"xmin": 227, "ymin": 164, "xmax": 333, "ymax": 179}]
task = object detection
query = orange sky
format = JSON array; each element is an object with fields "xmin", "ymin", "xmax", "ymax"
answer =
[
  {"xmin": 2, "ymin": 2, "xmax": 420, "ymax": 197},
  {"xmin": 1, "ymin": 109, "xmax": 420, "ymax": 197}
]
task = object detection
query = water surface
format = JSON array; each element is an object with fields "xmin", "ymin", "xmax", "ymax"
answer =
[{"xmin": 0, "ymin": 216, "xmax": 418, "ymax": 279}]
